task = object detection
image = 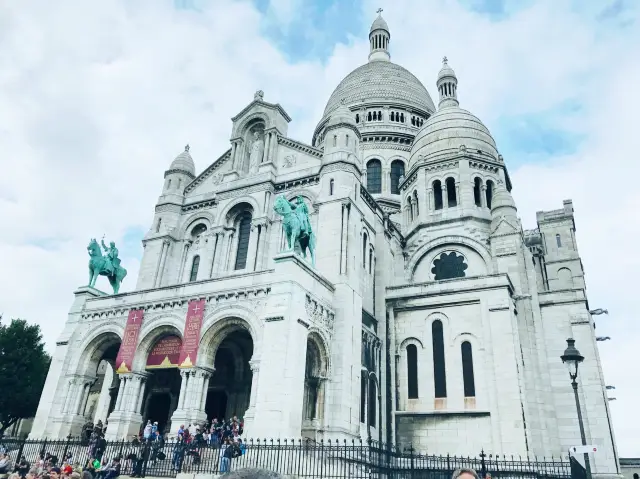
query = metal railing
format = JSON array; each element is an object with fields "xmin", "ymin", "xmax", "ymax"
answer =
[{"xmin": 0, "ymin": 437, "xmax": 572, "ymax": 479}]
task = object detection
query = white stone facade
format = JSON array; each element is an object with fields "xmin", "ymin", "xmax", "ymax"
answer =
[{"xmin": 31, "ymin": 13, "xmax": 619, "ymax": 478}]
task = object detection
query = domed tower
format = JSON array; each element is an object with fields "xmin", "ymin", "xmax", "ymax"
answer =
[
  {"xmin": 313, "ymin": 12, "xmax": 436, "ymax": 216},
  {"xmin": 137, "ymin": 146, "xmax": 197, "ymax": 290},
  {"xmin": 404, "ymin": 57, "xmax": 511, "ymax": 238}
]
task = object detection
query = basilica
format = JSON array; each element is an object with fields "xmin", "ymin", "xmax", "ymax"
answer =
[{"xmin": 31, "ymin": 13, "xmax": 619, "ymax": 477}]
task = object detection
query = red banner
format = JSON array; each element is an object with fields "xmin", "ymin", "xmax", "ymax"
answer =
[
  {"xmin": 146, "ymin": 335, "xmax": 182, "ymax": 369},
  {"xmin": 115, "ymin": 309, "xmax": 144, "ymax": 374},
  {"xmin": 178, "ymin": 299, "xmax": 206, "ymax": 368}
]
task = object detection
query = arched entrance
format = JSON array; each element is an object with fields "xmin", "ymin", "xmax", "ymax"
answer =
[
  {"xmin": 302, "ymin": 334, "xmax": 328, "ymax": 439},
  {"xmin": 204, "ymin": 328, "xmax": 253, "ymax": 422},
  {"xmin": 142, "ymin": 334, "xmax": 183, "ymax": 434},
  {"xmin": 76, "ymin": 332, "xmax": 122, "ymax": 428}
]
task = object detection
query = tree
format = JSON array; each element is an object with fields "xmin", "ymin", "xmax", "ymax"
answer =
[{"xmin": 0, "ymin": 319, "xmax": 51, "ymax": 437}]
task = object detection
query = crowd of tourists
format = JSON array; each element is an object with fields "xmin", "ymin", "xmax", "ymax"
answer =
[{"xmin": 0, "ymin": 415, "xmax": 249, "ymax": 479}]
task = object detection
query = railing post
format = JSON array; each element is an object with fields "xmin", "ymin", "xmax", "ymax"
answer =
[
  {"xmin": 480, "ymin": 449, "xmax": 487, "ymax": 478},
  {"xmin": 410, "ymin": 444, "xmax": 415, "ymax": 479}
]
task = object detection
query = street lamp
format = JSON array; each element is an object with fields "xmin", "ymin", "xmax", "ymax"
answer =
[{"xmin": 561, "ymin": 338, "xmax": 592, "ymax": 479}]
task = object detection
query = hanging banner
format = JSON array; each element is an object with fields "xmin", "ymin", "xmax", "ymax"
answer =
[
  {"xmin": 115, "ymin": 309, "xmax": 145, "ymax": 374},
  {"xmin": 178, "ymin": 299, "xmax": 206, "ymax": 368},
  {"xmin": 146, "ymin": 335, "xmax": 182, "ymax": 369}
]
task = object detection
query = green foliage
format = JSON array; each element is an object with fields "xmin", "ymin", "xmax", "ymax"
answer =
[{"xmin": 0, "ymin": 319, "xmax": 51, "ymax": 436}]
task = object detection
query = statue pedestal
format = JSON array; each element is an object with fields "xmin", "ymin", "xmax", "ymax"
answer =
[
  {"xmin": 258, "ymin": 161, "xmax": 276, "ymax": 175},
  {"xmin": 223, "ymin": 171, "xmax": 240, "ymax": 182}
]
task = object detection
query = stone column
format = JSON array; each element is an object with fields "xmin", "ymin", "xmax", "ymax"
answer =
[
  {"xmin": 152, "ymin": 242, "xmax": 167, "ymax": 287},
  {"xmin": 481, "ymin": 184, "xmax": 487, "ymax": 208},
  {"xmin": 443, "ymin": 183, "xmax": 449, "ymax": 209},
  {"xmin": 72, "ymin": 382, "xmax": 87, "ymax": 415},
  {"xmin": 455, "ymin": 181, "xmax": 461, "ymax": 207},
  {"xmin": 340, "ymin": 202, "xmax": 349, "ymax": 275},
  {"xmin": 178, "ymin": 242, "xmax": 191, "ymax": 283},
  {"xmin": 243, "ymin": 360, "xmax": 260, "ymax": 426},
  {"xmin": 157, "ymin": 239, "xmax": 170, "ymax": 286},
  {"xmin": 230, "ymin": 141, "xmax": 238, "ymax": 169},
  {"xmin": 114, "ymin": 377, "xmax": 126, "ymax": 411},
  {"xmin": 136, "ymin": 378, "xmax": 147, "ymax": 414},
  {"xmin": 78, "ymin": 381, "xmax": 92, "ymax": 415},
  {"xmin": 246, "ymin": 223, "xmax": 260, "ymax": 271},
  {"xmin": 209, "ymin": 231, "xmax": 221, "ymax": 278},
  {"xmin": 200, "ymin": 371, "xmax": 212, "ymax": 411},
  {"xmin": 255, "ymin": 222, "xmax": 268, "ymax": 270},
  {"xmin": 264, "ymin": 133, "xmax": 271, "ymax": 163},
  {"xmin": 62, "ymin": 378, "xmax": 75, "ymax": 414},
  {"xmin": 268, "ymin": 132, "xmax": 277, "ymax": 162},
  {"xmin": 427, "ymin": 188, "xmax": 433, "ymax": 212},
  {"xmin": 178, "ymin": 370, "xmax": 189, "ymax": 410},
  {"xmin": 227, "ymin": 231, "xmax": 238, "ymax": 272},
  {"xmin": 130, "ymin": 376, "xmax": 142, "ymax": 413},
  {"xmin": 191, "ymin": 372, "xmax": 205, "ymax": 413}
]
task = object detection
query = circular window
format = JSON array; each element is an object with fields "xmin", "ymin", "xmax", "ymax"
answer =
[{"xmin": 431, "ymin": 251, "xmax": 468, "ymax": 280}]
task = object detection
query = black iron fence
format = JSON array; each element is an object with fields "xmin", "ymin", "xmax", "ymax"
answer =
[{"xmin": 0, "ymin": 437, "xmax": 572, "ymax": 479}]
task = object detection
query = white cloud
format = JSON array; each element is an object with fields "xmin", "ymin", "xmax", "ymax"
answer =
[{"xmin": 0, "ymin": 0, "xmax": 637, "ymax": 457}]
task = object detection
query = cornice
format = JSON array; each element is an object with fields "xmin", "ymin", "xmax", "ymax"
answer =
[
  {"xmin": 278, "ymin": 137, "xmax": 323, "ymax": 158},
  {"xmin": 164, "ymin": 168, "xmax": 195, "ymax": 180},
  {"xmin": 184, "ymin": 149, "xmax": 232, "ymax": 194}
]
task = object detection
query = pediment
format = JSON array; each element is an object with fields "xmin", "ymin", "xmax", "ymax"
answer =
[
  {"xmin": 184, "ymin": 149, "xmax": 232, "ymax": 195},
  {"xmin": 490, "ymin": 217, "xmax": 519, "ymax": 237}
]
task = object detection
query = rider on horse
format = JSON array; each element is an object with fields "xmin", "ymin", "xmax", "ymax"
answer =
[
  {"xmin": 288, "ymin": 196, "xmax": 311, "ymax": 236},
  {"xmin": 101, "ymin": 238, "xmax": 121, "ymax": 276}
]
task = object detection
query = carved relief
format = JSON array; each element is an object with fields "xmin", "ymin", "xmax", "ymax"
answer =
[
  {"xmin": 283, "ymin": 154, "xmax": 297, "ymax": 168},
  {"xmin": 305, "ymin": 294, "xmax": 335, "ymax": 334},
  {"xmin": 212, "ymin": 173, "xmax": 224, "ymax": 185}
]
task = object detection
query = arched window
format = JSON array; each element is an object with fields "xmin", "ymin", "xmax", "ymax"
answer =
[
  {"xmin": 433, "ymin": 180, "xmax": 443, "ymax": 210},
  {"xmin": 400, "ymin": 113, "xmax": 405, "ymax": 122},
  {"xmin": 432, "ymin": 320, "xmax": 447, "ymax": 398},
  {"xmin": 234, "ymin": 213, "xmax": 252, "ymax": 270},
  {"xmin": 189, "ymin": 255, "xmax": 200, "ymax": 282},
  {"xmin": 362, "ymin": 232, "xmax": 368, "ymax": 268},
  {"xmin": 178, "ymin": 178, "xmax": 182, "ymax": 190},
  {"xmin": 167, "ymin": 179, "xmax": 172, "ymax": 189},
  {"xmin": 367, "ymin": 377, "xmax": 376, "ymax": 427},
  {"xmin": 407, "ymin": 196, "xmax": 413, "ymax": 222},
  {"xmin": 333, "ymin": 135, "xmax": 337, "ymax": 147},
  {"xmin": 473, "ymin": 178, "xmax": 482, "ymax": 207},
  {"xmin": 486, "ymin": 180, "xmax": 494, "ymax": 209},
  {"xmin": 413, "ymin": 190, "xmax": 419, "ymax": 217},
  {"xmin": 355, "ymin": 114, "xmax": 360, "ymax": 123},
  {"xmin": 446, "ymin": 177, "xmax": 457, "ymax": 207},
  {"xmin": 390, "ymin": 112, "xmax": 395, "ymax": 122},
  {"xmin": 156, "ymin": 218, "xmax": 162, "ymax": 233},
  {"xmin": 345, "ymin": 134, "xmax": 349, "ymax": 147},
  {"xmin": 390, "ymin": 160, "xmax": 405, "ymax": 195},
  {"xmin": 556, "ymin": 234, "xmax": 562, "ymax": 248},
  {"xmin": 407, "ymin": 344, "xmax": 418, "ymax": 399},
  {"xmin": 366, "ymin": 159, "xmax": 382, "ymax": 194},
  {"xmin": 329, "ymin": 179, "xmax": 334, "ymax": 196},
  {"xmin": 367, "ymin": 112, "xmax": 372, "ymax": 122},
  {"xmin": 461, "ymin": 341, "xmax": 475, "ymax": 397},
  {"xmin": 369, "ymin": 248, "xmax": 373, "ymax": 274}
]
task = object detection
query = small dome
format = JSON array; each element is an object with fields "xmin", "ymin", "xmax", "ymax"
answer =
[
  {"xmin": 370, "ymin": 14, "xmax": 389, "ymax": 34},
  {"xmin": 170, "ymin": 145, "xmax": 195, "ymax": 176},
  {"xmin": 409, "ymin": 107, "xmax": 498, "ymax": 165},
  {"xmin": 327, "ymin": 101, "xmax": 356, "ymax": 128},
  {"xmin": 491, "ymin": 184, "xmax": 517, "ymax": 212},
  {"xmin": 438, "ymin": 56, "xmax": 456, "ymax": 81}
]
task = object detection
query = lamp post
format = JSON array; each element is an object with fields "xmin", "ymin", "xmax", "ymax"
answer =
[{"xmin": 561, "ymin": 338, "xmax": 592, "ymax": 479}]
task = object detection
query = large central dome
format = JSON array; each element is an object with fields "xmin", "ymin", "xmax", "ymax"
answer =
[
  {"xmin": 314, "ymin": 12, "xmax": 435, "ymax": 140},
  {"xmin": 323, "ymin": 61, "xmax": 436, "ymax": 118}
]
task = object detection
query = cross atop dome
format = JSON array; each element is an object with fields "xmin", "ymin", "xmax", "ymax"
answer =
[
  {"xmin": 442, "ymin": 56, "xmax": 448, "ymax": 64},
  {"xmin": 184, "ymin": 144, "xmax": 190, "ymax": 152},
  {"xmin": 376, "ymin": 7, "xmax": 383, "ymax": 14}
]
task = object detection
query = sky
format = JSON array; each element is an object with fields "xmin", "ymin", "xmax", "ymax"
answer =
[{"xmin": 0, "ymin": 0, "xmax": 638, "ymax": 456}]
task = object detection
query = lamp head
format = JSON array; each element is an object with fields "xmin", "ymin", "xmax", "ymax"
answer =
[{"xmin": 560, "ymin": 338, "xmax": 584, "ymax": 378}]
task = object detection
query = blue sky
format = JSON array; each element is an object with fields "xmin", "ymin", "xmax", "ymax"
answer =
[{"xmin": 0, "ymin": 0, "xmax": 638, "ymax": 457}]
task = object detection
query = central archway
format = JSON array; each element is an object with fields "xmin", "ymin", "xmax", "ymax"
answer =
[{"xmin": 200, "ymin": 319, "xmax": 254, "ymax": 422}]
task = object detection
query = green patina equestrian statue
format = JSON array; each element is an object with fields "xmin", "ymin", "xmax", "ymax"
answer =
[
  {"xmin": 274, "ymin": 195, "xmax": 316, "ymax": 267},
  {"xmin": 87, "ymin": 237, "xmax": 128, "ymax": 294}
]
